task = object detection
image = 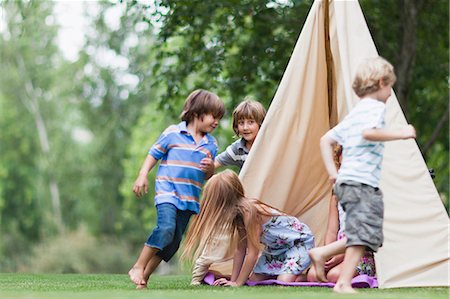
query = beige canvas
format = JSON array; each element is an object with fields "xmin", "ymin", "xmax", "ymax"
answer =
[{"xmin": 209, "ymin": 0, "xmax": 450, "ymax": 288}]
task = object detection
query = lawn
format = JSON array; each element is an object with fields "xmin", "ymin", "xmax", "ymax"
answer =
[{"xmin": 0, "ymin": 273, "xmax": 448, "ymax": 299}]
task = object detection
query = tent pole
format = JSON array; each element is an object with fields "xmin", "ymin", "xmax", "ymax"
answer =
[{"xmin": 323, "ymin": 0, "xmax": 335, "ymax": 124}]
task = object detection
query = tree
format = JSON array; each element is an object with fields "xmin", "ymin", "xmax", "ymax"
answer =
[
  {"xmin": 125, "ymin": 0, "xmax": 313, "ymax": 111},
  {"xmin": 0, "ymin": 0, "xmax": 67, "ymax": 268}
]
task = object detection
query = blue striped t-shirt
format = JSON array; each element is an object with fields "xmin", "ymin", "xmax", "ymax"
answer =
[
  {"xmin": 149, "ymin": 121, "xmax": 218, "ymax": 213},
  {"xmin": 326, "ymin": 98, "xmax": 386, "ymax": 187}
]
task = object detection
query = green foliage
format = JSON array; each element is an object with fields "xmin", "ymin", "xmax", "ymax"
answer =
[
  {"xmin": 0, "ymin": 0, "xmax": 62, "ymax": 266},
  {"xmin": 128, "ymin": 0, "xmax": 313, "ymax": 112},
  {"xmin": 0, "ymin": 92, "xmax": 43, "ymax": 239},
  {"xmin": 427, "ymin": 143, "xmax": 449, "ymax": 211},
  {"xmin": 19, "ymin": 226, "xmax": 134, "ymax": 274}
]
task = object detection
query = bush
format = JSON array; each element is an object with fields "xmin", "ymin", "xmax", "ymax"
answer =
[{"xmin": 19, "ymin": 226, "xmax": 135, "ymax": 273}]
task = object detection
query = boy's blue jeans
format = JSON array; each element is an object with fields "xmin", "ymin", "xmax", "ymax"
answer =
[{"xmin": 145, "ymin": 203, "xmax": 194, "ymax": 262}]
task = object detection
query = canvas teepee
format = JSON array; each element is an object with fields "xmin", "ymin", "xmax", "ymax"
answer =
[{"xmin": 210, "ymin": 0, "xmax": 450, "ymax": 288}]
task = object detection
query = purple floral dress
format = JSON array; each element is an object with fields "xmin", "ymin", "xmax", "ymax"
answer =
[{"xmin": 253, "ymin": 215, "xmax": 314, "ymax": 276}]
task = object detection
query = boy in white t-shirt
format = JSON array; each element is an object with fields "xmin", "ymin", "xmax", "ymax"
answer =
[{"xmin": 309, "ymin": 56, "xmax": 416, "ymax": 294}]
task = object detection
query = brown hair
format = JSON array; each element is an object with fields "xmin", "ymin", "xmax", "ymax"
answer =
[
  {"xmin": 181, "ymin": 170, "xmax": 277, "ymax": 261},
  {"xmin": 180, "ymin": 89, "xmax": 225, "ymax": 123},
  {"xmin": 352, "ymin": 56, "xmax": 397, "ymax": 98},
  {"xmin": 232, "ymin": 98, "xmax": 266, "ymax": 135}
]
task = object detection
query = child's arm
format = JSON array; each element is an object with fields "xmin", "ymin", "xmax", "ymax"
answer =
[
  {"xmin": 233, "ymin": 238, "xmax": 259, "ymax": 286},
  {"xmin": 320, "ymin": 134, "xmax": 339, "ymax": 184},
  {"xmin": 133, "ymin": 155, "xmax": 158, "ymax": 197},
  {"xmin": 232, "ymin": 217, "xmax": 261, "ymax": 286},
  {"xmin": 214, "ymin": 221, "xmax": 260, "ymax": 287},
  {"xmin": 230, "ymin": 234, "xmax": 247, "ymax": 282},
  {"xmin": 362, "ymin": 124, "xmax": 416, "ymax": 141},
  {"xmin": 213, "ymin": 229, "xmax": 248, "ymax": 286},
  {"xmin": 214, "ymin": 160, "xmax": 222, "ymax": 169}
]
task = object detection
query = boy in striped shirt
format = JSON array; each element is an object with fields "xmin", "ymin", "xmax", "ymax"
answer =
[
  {"xmin": 215, "ymin": 98, "xmax": 266, "ymax": 170},
  {"xmin": 129, "ymin": 89, "xmax": 225, "ymax": 288},
  {"xmin": 310, "ymin": 57, "xmax": 416, "ymax": 294}
]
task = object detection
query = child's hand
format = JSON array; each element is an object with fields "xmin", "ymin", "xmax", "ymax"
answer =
[
  {"xmin": 133, "ymin": 175, "xmax": 148, "ymax": 198},
  {"xmin": 213, "ymin": 278, "xmax": 238, "ymax": 287},
  {"xmin": 213, "ymin": 277, "xmax": 229, "ymax": 286},
  {"xmin": 401, "ymin": 124, "xmax": 416, "ymax": 139},
  {"xmin": 324, "ymin": 254, "xmax": 344, "ymax": 270},
  {"xmin": 200, "ymin": 154, "xmax": 215, "ymax": 177},
  {"xmin": 223, "ymin": 281, "xmax": 239, "ymax": 287},
  {"xmin": 329, "ymin": 173, "xmax": 337, "ymax": 184}
]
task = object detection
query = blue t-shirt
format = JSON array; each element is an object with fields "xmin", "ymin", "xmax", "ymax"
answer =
[{"xmin": 149, "ymin": 121, "xmax": 218, "ymax": 213}]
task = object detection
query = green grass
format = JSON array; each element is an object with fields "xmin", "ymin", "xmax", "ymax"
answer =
[{"xmin": 0, "ymin": 274, "xmax": 448, "ymax": 299}]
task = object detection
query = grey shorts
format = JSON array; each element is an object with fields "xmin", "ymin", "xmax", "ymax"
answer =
[{"xmin": 334, "ymin": 180, "xmax": 384, "ymax": 252}]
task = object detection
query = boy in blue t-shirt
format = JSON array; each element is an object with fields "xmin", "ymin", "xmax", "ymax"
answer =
[
  {"xmin": 309, "ymin": 57, "xmax": 416, "ymax": 294},
  {"xmin": 129, "ymin": 89, "xmax": 225, "ymax": 288}
]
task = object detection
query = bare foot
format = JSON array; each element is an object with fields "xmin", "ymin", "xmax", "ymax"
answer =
[
  {"xmin": 333, "ymin": 282, "xmax": 357, "ymax": 294},
  {"xmin": 128, "ymin": 267, "xmax": 145, "ymax": 286},
  {"xmin": 136, "ymin": 283, "xmax": 147, "ymax": 290},
  {"xmin": 308, "ymin": 248, "xmax": 328, "ymax": 282}
]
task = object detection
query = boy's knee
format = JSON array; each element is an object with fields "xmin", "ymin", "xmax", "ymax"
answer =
[{"xmin": 147, "ymin": 222, "xmax": 177, "ymax": 249}]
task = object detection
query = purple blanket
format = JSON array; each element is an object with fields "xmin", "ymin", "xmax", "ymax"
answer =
[{"xmin": 203, "ymin": 272, "xmax": 378, "ymax": 288}]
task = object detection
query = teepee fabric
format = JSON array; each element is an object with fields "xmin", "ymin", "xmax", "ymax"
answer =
[{"xmin": 210, "ymin": 0, "xmax": 450, "ymax": 288}]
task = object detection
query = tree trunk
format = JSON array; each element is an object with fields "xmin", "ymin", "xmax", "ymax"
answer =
[
  {"xmin": 422, "ymin": 101, "xmax": 450, "ymax": 156},
  {"xmin": 395, "ymin": 0, "xmax": 425, "ymax": 116},
  {"xmin": 16, "ymin": 56, "xmax": 64, "ymax": 232}
]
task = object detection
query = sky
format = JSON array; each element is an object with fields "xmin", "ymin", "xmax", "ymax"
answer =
[
  {"xmin": 54, "ymin": 1, "xmax": 88, "ymax": 62},
  {"xmin": 53, "ymin": 0, "xmax": 123, "ymax": 62}
]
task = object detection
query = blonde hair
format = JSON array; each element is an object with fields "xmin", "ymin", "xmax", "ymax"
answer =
[
  {"xmin": 352, "ymin": 56, "xmax": 397, "ymax": 98},
  {"xmin": 232, "ymin": 98, "xmax": 266, "ymax": 135},
  {"xmin": 180, "ymin": 89, "xmax": 225, "ymax": 123},
  {"xmin": 181, "ymin": 170, "xmax": 276, "ymax": 261}
]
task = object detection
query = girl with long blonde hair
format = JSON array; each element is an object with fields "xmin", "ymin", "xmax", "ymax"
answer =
[{"xmin": 182, "ymin": 170, "xmax": 314, "ymax": 286}]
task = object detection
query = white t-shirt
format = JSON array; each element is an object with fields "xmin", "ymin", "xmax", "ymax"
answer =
[{"xmin": 326, "ymin": 98, "xmax": 386, "ymax": 187}]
